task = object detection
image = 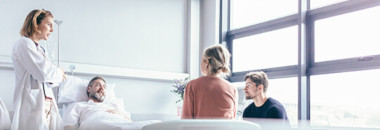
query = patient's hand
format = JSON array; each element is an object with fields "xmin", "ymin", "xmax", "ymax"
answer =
[{"xmin": 106, "ymin": 109, "xmax": 133, "ymax": 122}]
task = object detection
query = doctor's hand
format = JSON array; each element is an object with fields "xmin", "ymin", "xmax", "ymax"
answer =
[{"xmin": 60, "ymin": 68, "xmax": 67, "ymax": 82}]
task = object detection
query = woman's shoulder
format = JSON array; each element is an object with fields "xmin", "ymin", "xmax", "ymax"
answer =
[
  {"xmin": 190, "ymin": 76, "xmax": 233, "ymax": 87},
  {"xmin": 187, "ymin": 76, "xmax": 212, "ymax": 86},
  {"xmin": 191, "ymin": 76, "xmax": 225, "ymax": 83},
  {"xmin": 187, "ymin": 77, "xmax": 203, "ymax": 84},
  {"xmin": 16, "ymin": 36, "xmax": 31, "ymax": 42},
  {"xmin": 13, "ymin": 37, "xmax": 34, "ymax": 49},
  {"xmin": 14, "ymin": 36, "xmax": 33, "ymax": 46}
]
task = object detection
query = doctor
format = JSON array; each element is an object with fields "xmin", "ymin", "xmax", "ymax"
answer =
[{"xmin": 11, "ymin": 9, "xmax": 66, "ymax": 130}]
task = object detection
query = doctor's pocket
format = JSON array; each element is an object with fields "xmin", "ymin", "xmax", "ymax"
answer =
[{"xmin": 24, "ymin": 88, "xmax": 44, "ymax": 111}]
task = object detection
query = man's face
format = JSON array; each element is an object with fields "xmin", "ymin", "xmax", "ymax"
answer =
[
  {"xmin": 87, "ymin": 79, "xmax": 106, "ymax": 102},
  {"xmin": 244, "ymin": 78, "xmax": 260, "ymax": 100}
]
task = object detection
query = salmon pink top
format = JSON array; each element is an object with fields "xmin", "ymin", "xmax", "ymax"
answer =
[{"xmin": 181, "ymin": 76, "xmax": 238, "ymax": 119}]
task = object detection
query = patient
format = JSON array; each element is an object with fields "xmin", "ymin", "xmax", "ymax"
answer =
[{"xmin": 63, "ymin": 76, "xmax": 158, "ymax": 130}]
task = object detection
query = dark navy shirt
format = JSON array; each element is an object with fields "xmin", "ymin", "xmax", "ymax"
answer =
[{"xmin": 243, "ymin": 97, "xmax": 288, "ymax": 120}]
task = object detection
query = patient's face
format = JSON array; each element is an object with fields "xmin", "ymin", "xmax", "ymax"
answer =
[{"xmin": 88, "ymin": 79, "xmax": 106, "ymax": 102}]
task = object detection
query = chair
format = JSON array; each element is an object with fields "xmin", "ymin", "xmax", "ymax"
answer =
[{"xmin": 141, "ymin": 119, "xmax": 261, "ymax": 130}]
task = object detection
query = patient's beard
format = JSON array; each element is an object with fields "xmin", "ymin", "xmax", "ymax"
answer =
[{"xmin": 90, "ymin": 92, "xmax": 105, "ymax": 102}]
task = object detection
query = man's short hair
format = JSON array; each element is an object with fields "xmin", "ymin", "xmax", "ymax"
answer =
[
  {"xmin": 87, "ymin": 76, "xmax": 106, "ymax": 97},
  {"xmin": 244, "ymin": 71, "xmax": 269, "ymax": 93}
]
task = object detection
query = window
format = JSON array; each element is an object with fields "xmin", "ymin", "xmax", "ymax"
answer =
[
  {"xmin": 310, "ymin": 69, "xmax": 380, "ymax": 128},
  {"xmin": 226, "ymin": 0, "xmax": 380, "ymax": 129},
  {"xmin": 314, "ymin": 6, "xmax": 380, "ymax": 62},
  {"xmin": 234, "ymin": 77, "xmax": 298, "ymax": 126},
  {"xmin": 232, "ymin": 26, "xmax": 297, "ymax": 72},
  {"xmin": 266, "ymin": 77, "xmax": 298, "ymax": 126},
  {"xmin": 231, "ymin": 0, "xmax": 297, "ymax": 29}
]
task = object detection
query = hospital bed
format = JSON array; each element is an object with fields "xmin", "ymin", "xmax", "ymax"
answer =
[{"xmin": 58, "ymin": 76, "xmax": 160, "ymax": 130}]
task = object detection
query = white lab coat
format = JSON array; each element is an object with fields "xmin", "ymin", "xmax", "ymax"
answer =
[
  {"xmin": 0, "ymin": 98, "xmax": 11, "ymax": 129},
  {"xmin": 11, "ymin": 36, "xmax": 64, "ymax": 130}
]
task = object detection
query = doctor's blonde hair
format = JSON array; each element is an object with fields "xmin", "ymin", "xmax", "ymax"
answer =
[
  {"xmin": 202, "ymin": 44, "xmax": 231, "ymax": 77},
  {"xmin": 20, "ymin": 9, "xmax": 53, "ymax": 38}
]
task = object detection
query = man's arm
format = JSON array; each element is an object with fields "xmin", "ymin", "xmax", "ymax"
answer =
[
  {"xmin": 106, "ymin": 109, "xmax": 133, "ymax": 122},
  {"xmin": 63, "ymin": 103, "xmax": 80, "ymax": 129},
  {"xmin": 64, "ymin": 125, "xmax": 77, "ymax": 130},
  {"xmin": 267, "ymin": 106, "xmax": 287, "ymax": 119}
]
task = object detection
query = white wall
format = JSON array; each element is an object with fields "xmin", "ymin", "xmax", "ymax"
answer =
[
  {"xmin": 0, "ymin": 0, "xmax": 196, "ymax": 117},
  {"xmin": 0, "ymin": 0, "xmax": 220, "ymax": 118},
  {"xmin": 200, "ymin": 0, "xmax": 220, "ymax": 51},
  {"xmin": 0, "ymin": 0, "xmax": 187, "ymax": 73},
  {"xmin": 71, "ymin": 75, "xmax": 179, "ymax": 115}
]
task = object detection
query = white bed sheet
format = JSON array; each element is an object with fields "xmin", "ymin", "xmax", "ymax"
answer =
[
  {"xmin": 80, "ymin": 118, "xmax": 160, "ymax": 130},
  {"xmin": 63, "ymin": 101, "xmax": 160, "ymax": 130}
]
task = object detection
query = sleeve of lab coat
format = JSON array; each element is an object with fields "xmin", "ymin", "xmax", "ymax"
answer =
[{"xmin": 16, "ymin": 40, "xmax": 63, "ymax": 83}]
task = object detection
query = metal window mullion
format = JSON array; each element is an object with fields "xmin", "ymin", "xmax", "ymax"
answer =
[
  {"xmin": 309, "ymin": 0, "xmax": 380, "ymax": 20},
  {"xmin": 298, "ymin": 0, "xmax": 310, "ymax": 122},
  {"xmin": 229, "ymin": 15, "xmax": 298, "ymax": 39},
  {"xmin": 304, "ymin": 3, "xmax": 313, "ymax": 123},
  {"xmin": 226, "ymin": 34, "xmax": 234, "ymax": 75},
  {"xmin": 219, "ymin": 0, "xmax": 230, "ymax": 44},
  {"xmin": 229, "ymin": 65, "xmax": 298, "ymax": 82},
  {"xmin": 309, "ymin": 55, "xmax": 380, "ymax": 75}
]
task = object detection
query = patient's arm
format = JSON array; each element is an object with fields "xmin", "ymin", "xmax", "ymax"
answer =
[
  {"xmin": 64, "ymin": 125, "xmax": 77, "ymax": 130},
  {"xmin": 106, "ymin": 109, "xmax": 133, "ymax": 122}
]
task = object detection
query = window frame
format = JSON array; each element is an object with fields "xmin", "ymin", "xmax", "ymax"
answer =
[
  {"xmin": 227, "ymin": 14, "xmax": 299, "ymax": 79},
  {"xmin": 224, "ymin": 0, "xmax": 380, "ymax": 126},
  {"xmin": 308, "ymin": 0, "xmax": 380, "ymax": 76}
]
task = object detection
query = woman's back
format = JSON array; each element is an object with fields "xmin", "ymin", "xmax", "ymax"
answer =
[{"xmin": 181, "ymin": 76, "xmax": 238, "ymax": 119}]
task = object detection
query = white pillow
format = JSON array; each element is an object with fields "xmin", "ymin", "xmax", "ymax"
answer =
[
  {"xmin": 58, "ymin": 76, "xmax": 117, "ymax": 103},
  {"xmin": 104, "ymin": 84, "xmax": 117, "ymax": 101}
]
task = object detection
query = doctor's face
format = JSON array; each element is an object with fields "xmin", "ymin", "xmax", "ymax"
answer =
[
  {"xmin": 36, "ymin": 16, "xmax": 54, "ymax": 41},
  {"xmin": 87, "ymin": 79, "xmax": 107, "ymax": 102}
]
